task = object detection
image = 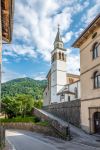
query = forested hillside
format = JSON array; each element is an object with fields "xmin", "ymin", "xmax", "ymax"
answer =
[{"xmin": 1, "ymin": 77, "xmax": 47, "ymax": 100}]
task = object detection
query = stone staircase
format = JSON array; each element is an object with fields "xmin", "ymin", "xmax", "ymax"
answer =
[
  {"xmin": 33, "ymin": 108, "xmax": 69, "ymax": 139},
  {"xmin": 33, "ymin": 108, "xmax": 100, "ymax": 144}
]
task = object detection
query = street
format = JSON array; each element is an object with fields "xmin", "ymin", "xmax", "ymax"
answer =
[
  {"xmin": 6, "ymin": 130, "xmax": 100, "ymax": 150},
  {"xmin": 6, "ymin": 130, "xmax": 57, "ymax": 150}
]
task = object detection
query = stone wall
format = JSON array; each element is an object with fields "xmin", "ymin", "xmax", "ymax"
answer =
[
  {"xmin": 33, "ymin": 108, "xmax": 68, "ymax": 139},
  {"xmin": 43, "ymin": 99, "xmax": 81, "ymax": 127},
  {"xmin": 2, "ymin": 123, "xmax": 57, "ymax": 137}
]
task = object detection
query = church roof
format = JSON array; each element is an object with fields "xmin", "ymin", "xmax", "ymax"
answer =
[
  {"xmin": 67, "ymin": 73, "xmax": 80, "ymax": 78},
  {"xmin": 57, "ymin": 89, "xmax": 75, "ymax": 95},
  {"xmin": 54, "ymin": 25, "xmax": 62, "ymax": 43}
]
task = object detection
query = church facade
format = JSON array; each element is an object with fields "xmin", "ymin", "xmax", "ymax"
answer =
[
  {"xmin": 44, "ymin": 14, "xmax": 100, "ymax": 134},
  {"xmin": 43, "ymin": 26, "xmax": 80, "ymax": 106}
]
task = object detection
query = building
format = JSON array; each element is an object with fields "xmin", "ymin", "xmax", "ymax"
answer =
[
  {"xmin": 0, "ymin": 0, "xmax": 14, "ymax": 63},
  {"xmin": 44, "ymin": 14, "xmax": 100, "ymax": 134},
  {"xmin": 0, "ymin": 0, "xmax": 14, "ymax": 146},
  {"xmin": 43, "ymin": 26, "xmax": 80, "ymax": 106},
  {"xmin": 73, "ymin": 14, "xmax": 100, "ymax": 134},
  {"xmin": 1, "ymin": 0, "xmax": 14, "ymax": 43}
]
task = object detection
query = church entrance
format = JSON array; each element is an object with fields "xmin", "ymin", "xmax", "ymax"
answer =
[{"xmin": 94, "ymin": 112, "xmax": 100, "ymax": 134}]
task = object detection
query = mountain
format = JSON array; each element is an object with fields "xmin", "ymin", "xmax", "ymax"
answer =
[{"xmin": 1, "ymin": 77, "xmax": 47, "ymax": 100}]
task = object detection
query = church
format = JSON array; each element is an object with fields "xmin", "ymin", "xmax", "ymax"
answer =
[
  {"xmin": 43, "ymin": 25, "xmax": 80, "ymax": 106},
  {"xmin": 43, "ymin": 14, "xmax": 100, "ymax": 134}
]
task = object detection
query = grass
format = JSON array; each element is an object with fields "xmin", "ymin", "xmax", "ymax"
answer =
[
  {"xmin": 36, "ymin": 121, "xmax": 49, "ymax": 126},
  {"xmin": 0, "ymin": 116, "xmax": 49, "ymax": 126}
]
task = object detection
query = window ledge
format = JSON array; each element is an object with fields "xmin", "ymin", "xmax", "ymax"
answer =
[
  {"xmin": 92, "ymin": 56, "xmax": 99, "ymax": 61},
  {"xmin": 93, "ymin": 87, "xmax": 100, "ymax": 90}
]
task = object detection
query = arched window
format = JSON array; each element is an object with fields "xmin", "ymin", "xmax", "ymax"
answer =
[
  {"xmin": 92, "ymin": 42, "xmax": 99, "ymax": 59},
  {"xmin": 62, "ymin": 53, "xmax": 64, "ymax": 60},
  {"xmin": 59, "ymin": 52, "xmax": 61, "ymax": 59},
  {"xmin": 93, "ymin": 71, "xmax": 100, "ymax": 88},
  {"xmin": 74, "ymin": 87, "xmax": 78, "ymax": 98},
  {"xmin": 57, "ymin": 43, "xmax": 59, "ymax": 47}
]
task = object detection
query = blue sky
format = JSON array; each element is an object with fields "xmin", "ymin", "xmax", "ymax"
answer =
[{"xmin": 2, "ymin": 0, "xmax": 100, "ymax": 82}]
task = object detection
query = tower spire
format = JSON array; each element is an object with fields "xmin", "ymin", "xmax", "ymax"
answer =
[
  {"xmin": 54, "ymin": 24, "xmax": 62, "ymax": 43},
  {"xmin": 58, "ymin": 24, "xmax": 60, "ymax": 32}
]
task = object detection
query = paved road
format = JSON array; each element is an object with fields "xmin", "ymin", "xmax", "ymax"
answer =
[
  {"xmin": 6, "ymin": 130, "xmax": 100, "ymax": 150},
  {"xmin": 6, "ymin": 130, "xmax": 58, "ymax": 150}
]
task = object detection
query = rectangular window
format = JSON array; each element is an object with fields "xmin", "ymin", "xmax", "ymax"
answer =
[
  {"xmin": 60, "ymin": 94, "xmax": 65, "ymax": 101},
  {"xmin": 98, "ymin": 76, "xmax": 100, "ymax": 88}
]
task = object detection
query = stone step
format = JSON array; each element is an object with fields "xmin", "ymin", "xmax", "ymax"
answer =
[{"xmin": 33, "ymin": 108, "xmax": 70, "ymax": 140}]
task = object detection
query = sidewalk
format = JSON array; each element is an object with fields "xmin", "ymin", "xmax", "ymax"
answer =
[{"xmin": 3, "ymin": 140, "xmax": 12, "ymax": 150}]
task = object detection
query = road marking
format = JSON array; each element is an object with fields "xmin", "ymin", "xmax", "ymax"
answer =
[{"xmin": 6, "ymin": 137, "xmax": 16, "ymax": 150}]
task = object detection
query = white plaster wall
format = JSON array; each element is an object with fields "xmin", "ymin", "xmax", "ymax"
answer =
[
  {"xmin": 51, "ymin": 71, "xmax": 57, "ymax": 86},
  {"xmin": 51, "ymin": 61, "xmax": 56, "ymax": 73},
  {"xmin": 43, "ymin": 87, "xmax": 50, "ymax": 106},
  {"xmin": 65, "ymin": 81, "xmax": 80, "ymax": 102},
  {"xmin": 57, "ymin": 71, "xmax": 66, "ymax": 87},
  {"xmin": 51, "ymin": 53, "xmax": 67, "ymax": 103},
  {"xmin": 51, "ymin": 86, "xmax": 59, "ymax": 103},
  {"xmin": 57, "ymin": 60, "xmax": 66, "ymax": 71}
]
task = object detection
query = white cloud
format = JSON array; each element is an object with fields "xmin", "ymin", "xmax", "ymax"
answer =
[
  {"xmin": 2, "ymin": 67, "xmax": 27, "ymax": 83},
  {"xmin": 2, "ymin": 58, "xmax": 9, "ymax": 63},
  {"xmin": 2, "ymin": 68, "xmax": 46, "ymax": 83},
  {"xmin": 33, "ymin": 72, "xmax": 46, "ymax": 80},
  {"xmin": 3, "ymin": 0, "xmax": 89, "ymax": 62},
  {"xmin": 67, "ymin": 54, "xmax": 80, "ymax": 75},
  {"xmin": 75, "ymin": 28, "xmax": 84, "ymax": 38},
  {"xmin": 3, "ymin": 44, "xmax": 37, "ymax": 59},
  {"xmin": 81, "ymin": 0, "xmax": 100, "ymax": 25},
  {"xmin": 3, "ymin": 0, "xmax": 98, "ymax": 80},
  {"xmin": 63, "ymin": 31, "xmax": 73, "ymax": 43}
]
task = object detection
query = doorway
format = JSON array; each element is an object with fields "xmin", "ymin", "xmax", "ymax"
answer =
[{"xmin": 94, "ymin": 112, "xmax": 100, "ymax": 134}]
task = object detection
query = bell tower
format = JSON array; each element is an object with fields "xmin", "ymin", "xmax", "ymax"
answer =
[{"xmin": 51, "ymin": 25, "xmax": 67, "ymax": 103}]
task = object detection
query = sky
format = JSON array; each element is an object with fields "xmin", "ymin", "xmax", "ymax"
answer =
[{"xmin": 2, "ymin": 0, "xmax": 100, "ymax": 82}]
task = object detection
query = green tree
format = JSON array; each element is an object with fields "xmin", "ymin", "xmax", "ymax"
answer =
[
  {"xmin": 15, "ymin": 94, "xmax": 34, "ymax": 117},
  {"xmin": 34, "ymin": 100, "xmax": 43, "ymax": 109},
  {"xmin": 2, "ymin": 96, "xmax": 20, "ymax": 118}
]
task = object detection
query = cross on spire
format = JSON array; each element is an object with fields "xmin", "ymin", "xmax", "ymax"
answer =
[
  {"xmin": 54, "ymin": 24, "xmax": 62, "ymax": 43},
  {"xmin": 58, "ymin": 24, "xmax": 60, "ymax": 32}
]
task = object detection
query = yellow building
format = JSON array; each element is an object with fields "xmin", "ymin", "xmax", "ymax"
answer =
[{"xmin": 73, "ymin": 14, "xmax": 100, "ymax": 134}]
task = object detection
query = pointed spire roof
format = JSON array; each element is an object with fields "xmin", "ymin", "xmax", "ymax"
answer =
[{"xmin": 54, "ymin": 24, "xmax": 62, "ymax": 43}]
